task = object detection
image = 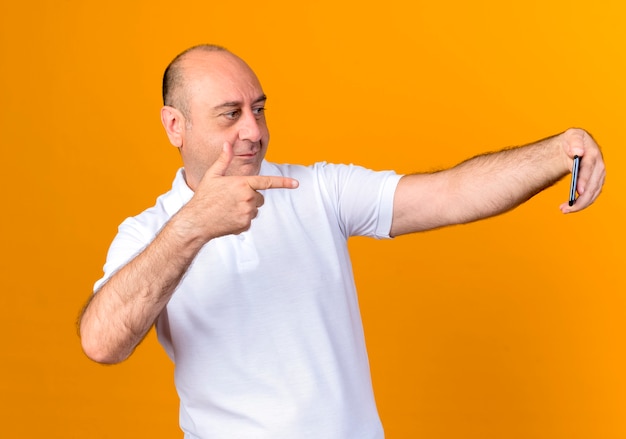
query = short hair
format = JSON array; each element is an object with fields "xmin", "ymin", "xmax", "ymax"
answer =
[{"xmin": 162, "ymin": 44, "xmax": 228, "ymax": 117}]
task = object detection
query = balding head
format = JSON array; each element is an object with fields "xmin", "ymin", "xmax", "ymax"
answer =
[{"xmin": 162, "ymin": 44, "xmax": 231, "ymax": 119}]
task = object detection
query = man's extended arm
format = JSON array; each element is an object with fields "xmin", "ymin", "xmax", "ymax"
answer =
[
  {"xmin": 79, "ymin": 144, "xmax": 298, "ymax": 364},
  {"xmin": 390, "ymin": 128, "xmax": 605, "ymax": 236}
]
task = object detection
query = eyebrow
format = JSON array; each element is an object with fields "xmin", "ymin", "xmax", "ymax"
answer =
[{"xmin": 213, "ymin": 94, "xmax": 267, "ymax": 111}]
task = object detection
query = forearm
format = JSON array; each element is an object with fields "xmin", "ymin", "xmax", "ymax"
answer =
[
  {"xmin": 442, "ymin": 132, "xmax": 569, "ymax": 222},
  {"xmin": 80, "ymin": 212, "xmax": 207, "ymax": 364},
  {"xmin": 392, "ymin": 130, "xmax": 577, "ymax": 235}
]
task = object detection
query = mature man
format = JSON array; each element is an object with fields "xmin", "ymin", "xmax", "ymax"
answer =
[{"xmin": 80, "ymin": 44, "xmax": 605, "ymax": 438}]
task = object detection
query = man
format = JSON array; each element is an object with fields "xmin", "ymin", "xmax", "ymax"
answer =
[{"xmin": 80, "ymin": 44, "xmax": 605, "ymax": 438}]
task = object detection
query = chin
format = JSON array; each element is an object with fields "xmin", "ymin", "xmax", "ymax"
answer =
[{"xmin": 228, "ymin": 162, "xmax": 262, "ymax": 177}]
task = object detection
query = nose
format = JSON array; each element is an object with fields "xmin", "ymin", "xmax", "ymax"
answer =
[{"xmin": 238, "ymin": 110, "xmax": 263, "ymax": 142}]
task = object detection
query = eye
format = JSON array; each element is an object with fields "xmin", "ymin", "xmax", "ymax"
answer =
[
  {"xmin": 223, "ymin": 110, "xmax": 241, "ymax": 120},
  {"xmin": 252, "ymin": 106, "xmax": 265, "ymax": 119}
]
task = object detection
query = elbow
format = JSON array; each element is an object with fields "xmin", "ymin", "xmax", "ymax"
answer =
[
  {"xmin": 80, "ymin": 337, "xmax": 129, "ymax": 365},
  {"xmin": 79, "ymin": 319, "xmax": 129, "ymax": 365},
  {"xmin": 81, "ymin": 341, "xmax": 124, "ymax": 365}
]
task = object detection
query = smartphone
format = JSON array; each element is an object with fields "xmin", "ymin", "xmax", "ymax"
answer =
[{"xmin": 568, "ymin": 155, "xmax": 580, "ymax": 206}]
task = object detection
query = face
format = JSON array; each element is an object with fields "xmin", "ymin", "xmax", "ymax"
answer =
[{"xmin": 165, "ymin": 51, "xmax": 270, "ymax": 189}]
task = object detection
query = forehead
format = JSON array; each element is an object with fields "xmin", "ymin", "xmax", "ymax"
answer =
[{"xmin": 181, "ymin": 51, "xmax": 264, "ymax": 105}]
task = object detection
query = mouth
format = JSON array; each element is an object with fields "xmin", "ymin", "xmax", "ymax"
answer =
[
  {"xmin": 234, "ymin": 152, "xmax": 259, "ymax": 162},
  {"xmin": 234, "ymin": 143, "xmax": 262, "ymax": 159}
]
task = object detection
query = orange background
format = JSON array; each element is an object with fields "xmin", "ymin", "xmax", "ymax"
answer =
[{"xmin": 1, "ymin": 1, "xmax": 624, "ymax": 437}]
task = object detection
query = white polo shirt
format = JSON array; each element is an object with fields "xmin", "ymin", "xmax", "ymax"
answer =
[{"xmin": 96, "ymin": 161, "xmax": 402, "ymax": 439}]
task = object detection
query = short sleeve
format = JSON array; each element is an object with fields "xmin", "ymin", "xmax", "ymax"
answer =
[
  {"xmin": 317, "ymin": 163, "xmax": 402, "ymax": 239},
  {"xmin": 92, "ymin": 217, "xmax": 156, "ymax": 292}
]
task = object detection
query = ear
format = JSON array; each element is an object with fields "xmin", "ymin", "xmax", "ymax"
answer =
[{"xmin": 160, "ymin": 106, "xmax": 186, "ymax": 147}]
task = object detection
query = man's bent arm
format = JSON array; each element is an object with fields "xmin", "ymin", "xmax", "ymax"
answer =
[
  {"xmin": 391, "ymin": 128, "xmax": 605, "ymax": 236},
  {"xmin": 79, "ymin": 212, "xmax": 208, "ymax": 364},
  {"xmin": 79, "ymin": 145, "xmax": 299, "ymax": 364}
]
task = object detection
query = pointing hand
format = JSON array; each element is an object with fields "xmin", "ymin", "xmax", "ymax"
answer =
[{"xmin": 182, "ymin": 142, "xmax": 299, "ymax": 240}]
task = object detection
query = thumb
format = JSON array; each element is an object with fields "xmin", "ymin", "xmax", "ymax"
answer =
[{"xmin": 207, "ymin": 142, "xmax": 233, "ymax": 177}]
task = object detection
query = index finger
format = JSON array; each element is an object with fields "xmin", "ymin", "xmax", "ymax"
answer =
[{"xmin": 247, "ymin": 175, "xmax": 299, "ymax": 190}]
